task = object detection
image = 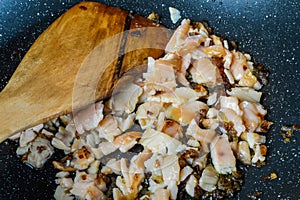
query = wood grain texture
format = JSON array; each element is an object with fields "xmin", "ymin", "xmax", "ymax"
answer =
[{"xmin": 0, "ymin": 2, "xmax": 171, "ymax": 142}]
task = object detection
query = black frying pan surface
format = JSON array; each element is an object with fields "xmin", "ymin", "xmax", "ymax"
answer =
[{"xmin": 0, "ymin": 0, "xmax": 299, "ymax": 199}]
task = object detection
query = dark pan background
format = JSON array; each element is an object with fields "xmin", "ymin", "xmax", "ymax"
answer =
[{"xmin": 0, "ymin": 0, "xmax": 299, "ymax": 199}]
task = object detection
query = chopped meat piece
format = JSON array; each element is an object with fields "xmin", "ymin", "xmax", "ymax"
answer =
[
  {"xmin": 161, "ymin": 155, "xmax": 180, "ymax": 185},
  {"xmin": 237, "ymin": 141, "xmax": 251, "ymax": 165},
  {"xmin": 24, "ymin": 137, "xmax": 54, "ymax": 168},
  {"xmin": 210, "ymin": 134, "xmax": 236, "ymax": 174},
  {"xmin": 165, "ymin": 19, "xmax": 190, "ymax": 52},
  {"xmin": 219, "ymin": 96, "xmax": 243, "ymax": 116},
  {"xmin": 136, "ymin": 101, "xmax": 163, "ymax": 129},
  {"xmin": 166, "ymin": 101, "xmax": 208, "ymax": 125},
  {"xmin": 153, "ymin": 188, "xmax": 170, "ymax": 200},
  {"xmin": 96, "ymin": 115, "xmax": 121, "ymax": 142},
  {"xmin": 230, "ymin": 51, "xmax": 249, "ymax": 81},
  {"xmin": 186, "ymin": 119, "xmax": 216, "ymax": 153},
  {"xmin": 227, "ymin": 87, "xmax": 262, "ymax": 103},
  {"xmin": 199, "ymin": 165, "xmax": 219, "ymax": 192},
  {"xmin": 110, "ymin": 79, "xmax": 143, "ymax": 114},
  {"xmin": 190, "ymin": 57, "xmax": 219, "ymax": 86},
  {"xmin": 219, "ymin": 108, "xmax": 245, "ymax": 136},
  {"xmin": 140, "ymin": 129, "xmax": 182, "ymax": 155},
  {"xmin": 19, "ymin": 129, "xmax": 37, "ymax": 147},
  {"xmin": 180, "ymin": 165, "xmax": 193, "ymax": 182},
  {"xmin": 143, "ymin": 57, "xmax": 177, "ymax": 95},
  {"xmin": 113, "ymin": 131, "xmax": 142, "ymax": 152},
  {"xmin": 185, "ymin": 175, "xmax": 198, "ymax": 197},
  {"xmin": 240, "ymin": 101, "xmax": 267, "ymax": 132},
  {"xmin": 73, "ymin": 101, "xmax": 104, "ymax": 134}
]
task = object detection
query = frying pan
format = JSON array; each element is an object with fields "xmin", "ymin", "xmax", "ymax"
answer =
[{"xmin": 0, "ymin": 0, "xmax": 299, "ymax": 199}]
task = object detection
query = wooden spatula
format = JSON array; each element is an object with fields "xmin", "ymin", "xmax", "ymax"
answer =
[{"xmin": 0, "ymin": 2, "xmax": 171, "ymax": 142}]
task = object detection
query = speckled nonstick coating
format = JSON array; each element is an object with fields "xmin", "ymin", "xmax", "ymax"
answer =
[{"xmin": 0, "ymin": 0, "xmax": 299, "ymax": 199}]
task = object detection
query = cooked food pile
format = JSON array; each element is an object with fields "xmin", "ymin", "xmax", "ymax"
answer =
[{"xmin": 11, "ymin": 19, "xmax": 271, "ymax": 199}]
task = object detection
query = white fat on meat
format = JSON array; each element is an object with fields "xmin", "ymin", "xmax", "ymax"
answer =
[
  {"xmin": 181, "ymin": 53, "xmax": 191, "ymax": 74},
  {"xmin": 57, "ymin": 126, "xmax": 75, "ymax": 146},
  {"xmin": 210, "ymin": 134, "xmax": 236, "ymax": 174},
  {"xmin": 113, "ymin": 188, "xmax": 124, "ymax": 200},
  {"xmin": 52, "ymin": 138, "xmax": 71, "ymax": 151},
  {"xmin": 140, "ymin": 129, "xmax": 182, "ymax": 155},
  {"xmin": 207, "ymin": 92, "xmax": 218, "ymax": 106},
  {"xmin": 187, "ymin": 139, "xmax": 201, "ymax": 148},
  {"xmin": 58, "ymin": 176, "xmax": 73, "ymax": 188},
  {"xmin": 192, "ymin": 153, "xmax": 208, "ymax": 171},
  {"xmin": 223, "ymin": 49, "xmax": 233, "ymax": 69},
  {"xmin": 174, "ymin": 87, "xmax": 207, "ymax": 105},
  {"xmin": 32, "ymin": 123, "xmax": 44, "ymax": 132},
  {"xmin": 87, "ymin": 160, "xmax": 100, "ymax": 174},
  {"xmin": 55, "ymin": 171, "xmax": 70, "ymax": 178},
  {"xmin": 148, "ymin": 178, "xmax": 166, "ymax": 195},
  {"xmin": 206, "ymin": 107, "xmax": 218, "ymax": 119},
  {"xmin": 224, "ymin": 68, "xmax": 235, "ymax": 84},
  {"xmin": 85, "ymin": 130, "xmax": 101, "ymax": 148},
  {"xmin": 58, "ymin": 177, "xmax": 74, "ymax": 189},
  {"xmin": 156, "ymin": 112, "xmax": 166, "ymax": 132},
  {"xmin": 167, "ymin": 180, "xmax": 179, "ymax": 200}
]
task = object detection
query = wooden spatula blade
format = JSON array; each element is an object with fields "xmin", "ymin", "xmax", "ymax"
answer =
[{"xmin": 0, "ymin": 2, "xmax": 171, "ymax": 142}]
